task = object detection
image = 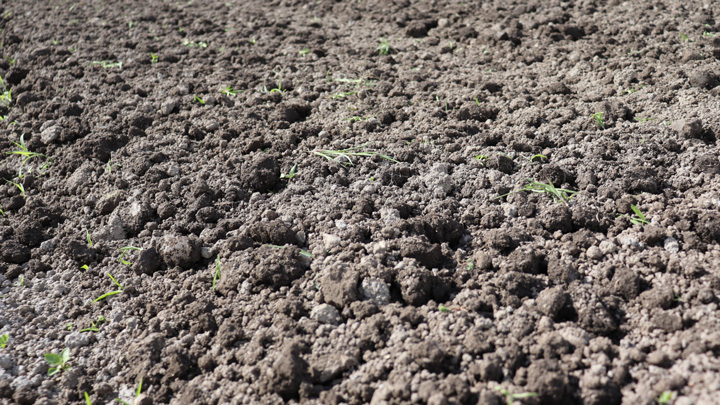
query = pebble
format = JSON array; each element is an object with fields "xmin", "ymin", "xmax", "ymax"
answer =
[
  {"xmin": 599, "ymin": 240, "xmax": 617, "ymax": 255},
  {"xmin": 586, "ymin": 246, "xmax": 603, "ymax": 260},
  {"xmin": 359, "ymin": 278, "xmax": 391, "ymax": 306},
  {"xmin": 664, "ymin": 237, "xmax": 680, "ymax": 253},
  {"xmin": 40, "ymin": 125, "xmax": 62, "ymax": 144},
  {"xmin": 311, "ymin": 304, "xmax": 342, "ymax": 324},
  {"xmin": 64, "ymin": 332, "xmax": 91, "ymax": 348},
  {"xmin": 0, "ymin": 354, "xmax": 14, "ymax": 370},
  {"xmin": 323, "ymin": 233, "xmax": 342, "ymax": 251}
]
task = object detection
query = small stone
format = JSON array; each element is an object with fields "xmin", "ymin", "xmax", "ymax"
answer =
[
  {"xmin": 94, "ymin": 214, "xmax": 126, "ymax": 242},
  {"xmin": 158, "ymin": 234, "xmax": 201, "ymax": 269},
  {"xmin": 311, "ymin": 304, "xmax": 342, "ymax": 324},
  {"xmin": 664, "ymin": 237, "xmax": 680, "ymax": 253},
  {"xmin": 359, "ymin": 278, "xmax": 391, "ymax": 306},
  {"xmin": 689, "ymin": 71, "xmax": 719, "ymax": 89},
  {"xmin": 134, "ymin": 394, "xmax": 153, "ymax": 405},
  {"xmin": 160, "ymin": 100, "xmax": 177, "ymax": 115},
  {"xmin": 96, "ymin": 190, "xmax": 124, "ymax": 215},
  {"xmin": 65, "ymin": 332, "xmax": 91, "ymax": 348},
  {"xmin": 587, "ymin": 246, "xmax": 603, "ymax": 260},
  {"xmin": 671, "ymin": 119, "xmax": 703, "ymax": 139},
  {"xmin": 322, "ymin": 233, "xmax": 342, "ymax": 251},
  {"xmin": 0, "ymin": 354, "xmax": 14, "ymax": 370},
  {"xmin": 599, "ymin": 240, "xmax": 617, "ymax": 255},
  {"xmin": 40, "ymin": 125, "xmax": 61, "ymax": 144},
  {"xmin": 132, "ymin": 248, "xmax": 162, "ymax": 275},
  {"xmin": 647, "ymin": 350, "xmax": 672, "ymax": 367}
]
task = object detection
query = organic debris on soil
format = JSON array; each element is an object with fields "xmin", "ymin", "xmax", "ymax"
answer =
[{"xmin": 1, "ymin": 0, "xmax": 720, "ymax": 404}]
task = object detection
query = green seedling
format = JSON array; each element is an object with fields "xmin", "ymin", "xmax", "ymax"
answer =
[
  {"xmin": 634, "ymin": 117, "xmax": 653, "ymax": 123},
  {"xmin": 678, "ymin": 32, "xmax": 692, "ymax": 42},
  {"xmin": 330, "ymin": 91, "xmax": 356, "ymax": 99},
  {"xmin": 66, "ymin": 323, "xmax": 73, "ymax": 331},
  {"xmin": 182, "ymin": 39, "xmax": 208, "ymax": 48},
  {"xmin": 79, "ymin": 318, "xmax": 102, "ymax": 333},
  {"xmin": 475, "ymin": 154, "xmax": 489, "ymax": 166},
  {"xmin": 0, "ymin": 203, "xmax": 4, "ymax": 216},
  {"xmin": 90, "ymin": 61, "xmax": 122, "ymax": 69},
  {"xmin": 261, "ymin": 80, "xmax": 284, "ymax": 94},
  {"xmin": 333, "ymin": 77, "xmax": 377, "ymax": 88},
  {"xmin": 6, "ymin": 134, "xmax": 53, "ymax": 176},
  {"xmin": 376, "ymin": 37, "xmax": 391, "ymax": 55},
  {"xmin": 494, "ymin": 386, "xmax": 538, "ymax": 405},
  {"xmin": 94, "ymin": 273, "xmax": 124, "ymax": 302},
  {"xmin": 45, "ymin": 348, "xmax": 71, "ymax": 376},
  {"xmin": 117, "ymin": 246, "xmax": 141, "ymax": 266},
  {"xmin": 621, "ymin": 204, "xmax": 649, "ymax": 225},
  {"xmin": 299, "ymin": 47, "xmax": 310, "ymax": 56},
  {"xmin": 466, "ymin": 259, "xmax": 475, "ymax": 270},
  {"xmin": 15, "ymin": 275, "xmax": 24, "ymax": 287},
  {"xmin": 346, "ymin": 116, "xmax": 366, "ymax": 122},
  {"xmin": 592, "ymin": 112, "xmax": 605, "ymax": 129},
  {"xmin": 105, "ymin": 160, "xmax": 118, "ymax": 173},
  {"xmin": 264, "ymin": 244, "xmax": 314, "ymax": 259},
  {"xmin": 657, "ymin": 390, "xmax": 675, "ymax": 404},
  {"xmin": 211, "ymin": 256, "xmax": 221, "ymax": 290},
  {"xmin": 703, "ymin": 31, "xmax": 716, "ymax": 38},
  {"xmin": 81, "ymin": 264, "xmax": 89, "ymax": 270},
  {"xmin": 249, "ymin": 38, "xmax": 257, "ymax": 45},
  {"xmin": 0, "ymin": 333, "xmax": 8, "ymax": 348},
  {"xmin": 85, "ymin": 228, "xmax": 93, "ymax": 247},
  {"xmin": 6, "ymin": 180, "xmax": 25, "ymax": 197},
  {"xmin": 624, "ymin": 84, "xmax": 647, "ymax": 95},
  {"xmin": 84, "ymin": 392, "xmax": 92, "ymax": 405},
  {"xmin": 193, "ymin": 95, "xmax": 205, "ymax": 105},
  {"xmin": 313, "ymin": 143, "xmax": 398, "ymax": 166},
  {"xmin": 115, "ymin": 378, "xmax": 143, "ymax": 405},
  {"xmin": 222, "ymin": 86, "xmax": 241, "ymax": 96},
  {"xmin": 438, "ymin": 305, "xmax": 449, "ymax": 312},
  {"xmin": 474, "ymin": 97, "xmax": 481, "ymax": 106},
  {"xmin": 128, "ymin": 21, "xmax": 138, "ymax": 29},
  {"xmin": 0, "ymin": 76, "xmax": 11, "ymax": 106},
  {"xmin": 150, "ymin": 53, "xmax": 158, "ymax": 64},
  {"xmin": 280, "ymin": 164, "xmax": 297, "ymax": 180},
  {"xmin": 529, "ymin": 154, "xmax": 548, "ymax": 162},
  {"xmin": 498, "ymin": 179, "xmax": 577, "ymax": 205}
]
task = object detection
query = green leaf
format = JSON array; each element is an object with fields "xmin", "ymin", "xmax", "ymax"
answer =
[
  {"xmin": 135, "ymin": 378, "xmax": 143, "ymax": 396},
  {"xmin": 44, "ymin": 353, "xmax": 63, "ymax": 365},
  {"xmin": 94, "ymin": 290, "xmax": 122, "ymax": 302},
  {"xmin": 513, "ymin": 392, "xmax": 538, "ymax": 399},
  {"xmin": 48, "ymin": 367, "xmax": 59, "ymax": 376},
  {"xmin": 85, "ymin": 391, "xmax": 92, "ymax": 405},
  {"xmin": 61, "ymin": 348, "xmax": 70, "ymax": 363},
  {"xmin": 0, "ymin": 333, "xmax": 8, "ymax": 348}
]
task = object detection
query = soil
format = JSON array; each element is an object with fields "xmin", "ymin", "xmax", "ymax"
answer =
[{"xmin": 1, "ymin": 0, "xmax": 720, "ymax": 404}]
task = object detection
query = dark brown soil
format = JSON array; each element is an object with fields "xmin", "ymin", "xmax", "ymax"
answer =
[{"xmin": 1, "ymin": 0, "xmax": 720, "ymax": 404}]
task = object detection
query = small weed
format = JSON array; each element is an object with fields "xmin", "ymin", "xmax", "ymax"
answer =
[
  {"xmin": 150, "ymin": 53, "xmax": 158, "ymax": 64},
  {"xmin": 0, "ymin": 75, "xmax": 11, "ymax": 106},
  {"xmin": 0, "ymin": 333, "xmax": 8, "ymax": 348},
  {"xmin": 115, "ymin": 378, "xmax": 143, "ymax": 405},
  {"xmin": 45, "ymin": 348, "xmax": 71, "ymax": 376},
  {"xmin": 15, "ymin": 275, "xmax": 24, "ymax": 287},
  {"xmin": 280, "ymin": 164, "xmax": 297, "ymax": 180},
  {"xmin": 624, "ymin": 84, "xmax": 647, "ymax": 95},
  {"xmin": 499, "ymin": 179, "xmax": 577, "ymax": 205},
  {"xmin": 90, "ymin": 61, "xmax": 123, "ymax": 69},
  {"xmin": 105, "ymin": 159, "xmax": 118, "ymax": 173},
  {"xmin": 66, "ymin": 323, "xmax": 73, "ymax": 330},
  {"xmin": 592, "ymin": 112, "xmax": 605, "ymax": 129},
  {"xmin": 94, "ymin": 273, "xmax": 124, "ymax": 302},
  {"xmin": 193, "ymin": 95, "xmax": 205, "ymax": 105},
  {"xmin": 84, "ymin": 392, "xmax": 92, "ymax": 405},
  {"xmin": 376, "ymin": 37, "xmax": 391, "ymax": 55},
  {"xmin": 438, "ymin": 305, "xmax": 449, "ymax": 313},
  {"xmin": 299, "ymin": 47, "xmax": 310, "ymax": 56},
  {"xmin": 657, "ymin": 391, "xmax": 675, "ymax": 404},
  {"xmin": 182, "ymin": 39, "xmax": 208, "ymax": 48},
  {"xmin": 261, "ymin": 80, "xmax": 284, "ymax": 95},
  {"xmin": 620, "ymin": 204, "xmax": 649, "ymax": 225},
  {"xmin": 345, "ymin": 116, "xmax": 367, "ymax": 122},
  {"xmin": 703, "ymin": 31, "xmax": 716, "ymax": 38},
  {"xmin": 222, "ymin": 86, "xmax": 241, "ymax": 96},
  {"xmin": 81, "ymin": 264, "xmax": 89, "ymax": 270},
  {"xmin": 313, "ymin": 143, "xmax": 398, "ymax": 166},
  {"xmin": 249, "ymin": 38, "xmax": 257, "ymax": 45},
  {"xmin": 330, "ymin": 91, "xmax": 356, "ymax": 99},
  {"xmin": 0, "ymin": 203, "xmax": 4, "ymax": 216},
  {"xmin": 678, "ymin": 32, "xmax": 692, "ymax": 42},
  {"xmin": 5, "ymin": 180, "xmax": 25, "ymax": 197},
  {"xmin": 494, "ymin": 386, "xmax": 538, "ymax": 405},
  {"xmin": 264, "ymin": 244, "xmax": 314, "ymax": 259},
  {"xmin": 211, "ymin": 256, "xmax": 221, "ymax": 290},
  {"xmin": 529, "ymin": 154, "xmax": 548, "ymax": 163},
  {"xmin": 128, "ymin": 21, "xmax": 138, "ymax": 29},
  {"xmin": 474, "ymin": 97, "xmax": 481, "ymax": 105},
  {"xmin": 634, "ymin": 116, "xmax": 653, "ymax": 123},
  {"xmin": 117, "ymin": 246, "xmax": 141, "ymax": 266},
  {"xmin": 475, "ymin": 154, "xmax": 489, "ymax": 166},
  {"xmin": 6, "ymin": 134, "xmax": 53, "ymax": 176},
  {"xmin": 80, "ymin": 316, "xmax": 105, "ymax": 333},
  {"xmin": 85, "ymin": 228, "xmax": 93, "ymax": 247},
  {"xmin": 466, "ymin": 259, "xmax": 475, "ymax": 270}
]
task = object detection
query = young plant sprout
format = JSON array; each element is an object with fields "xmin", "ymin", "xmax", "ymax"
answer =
[
  {"xmin": 376, "ymin": 38, "xmax": 391, "ymax": 55},
  {"xmin": 0, "ymin": 333, "xmax": 8, "ymax": 349},
  {"xmin": 313, "ymin": 143, "xmax": 398, "ymax": 166},
  {"xmin": 263, "ymin": 244, "xmax": 314, "ymax": 259},
  {"xmin": 211, "ymin": 256, "xmax": 221, "ymax": 290},
  {"xmin": 117, "ymin": 246, "xmax": 141, "ymax": 265},
  {"xmin": 280, "ymin": 164, "xmax": 297, "ymax": 180},
  {"xmin": 592, "ymin": 112, "xmax": 605, "ymax": 129},
  {"xmin": 498, "ymin": 179, "xmax": 577, "ymax": 205},
  {"xmin": 620, "ymin": 204, "xmax": 649, "ymax": 225},
  {"xmin": 494, "ymin": 386, "xmax": 538, "ymax": 405},
  {"xmin": 94, "ymin": 273, "xmax": 124, "ymax": 302},
  {"xmin": 45, "ymin": 348, "xmax": 71, "ymax": 376}
]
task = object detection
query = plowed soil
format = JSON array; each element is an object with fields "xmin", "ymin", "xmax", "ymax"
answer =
[{"xmin": 2, "ymin": 0, "xmax": 720, "ymax": 404}]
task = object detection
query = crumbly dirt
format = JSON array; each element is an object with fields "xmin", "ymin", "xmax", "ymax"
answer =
[{"xmin": 1, "ymin": 0, "xmax": 720, "ymax": 404}]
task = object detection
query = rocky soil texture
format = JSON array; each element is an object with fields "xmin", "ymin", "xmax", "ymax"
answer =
[{"xmin": 1, "ymin": 0, "xmax": 720, "ymax": 404}]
